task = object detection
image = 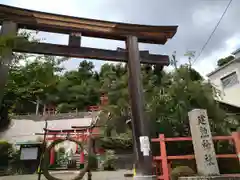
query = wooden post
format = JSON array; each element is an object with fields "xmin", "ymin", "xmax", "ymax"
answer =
[
  {"xmin": 50, "ymin": 135, "xmax": 56, "ymax": 165},
  {"xmin": 37, "ymin": 119, "xmax": 48, "ymax": 180},
  {"xmin": 68, "ymin": 33, "xmax": 81, "ymax": 47},
  {"xmin": 0, "ymin": 21, "xmax": 18, "ymax": 108},
  {"xmin": 232, "ymin": 132, "xmax": 240, "ymax": 164},
  {"xmin": 76, "ymin": 142, "xmax": 79, "ymax": 153},
  {"xmin": 80, "ymin": 151, "xmax": 84, "ymax": 169},
  {"xmin": 159, "ymin": 134, "xmax": 169, "ymax": 180},
  {"xmin": 50, "ymin": 147, "xmax": 55, "ymax": 165},
  {"xmin": 126, "ymin": 36, "xmax": 155, "ymax": 179},
  {"xmin": 87, "ymin": 169, "xmax": 92, "ymax": 180}
]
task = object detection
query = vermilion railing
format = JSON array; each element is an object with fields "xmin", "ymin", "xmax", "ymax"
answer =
[{"xmin": 151, "ymin": 132, "xmax": 240, "ymax": 180}]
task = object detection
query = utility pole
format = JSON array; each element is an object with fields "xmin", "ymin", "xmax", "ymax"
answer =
[
  {"xmin": 126, "ymin": 36, "xmax": 155, "ymax": 180},
  {"xmin": 37, "ymin": 117, "xmax": 48, "ymax": 180}
]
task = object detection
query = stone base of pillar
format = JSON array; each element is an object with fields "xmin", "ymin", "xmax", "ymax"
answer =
[
  {"xmin": 179, "ymin": 175, "xmax": 240, "ymax": 180},
  {"xmin": 133, "ymin": 175, "xmax": 156, "ymax": 180}
]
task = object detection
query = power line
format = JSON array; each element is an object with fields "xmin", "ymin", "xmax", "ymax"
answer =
[{"xmin": 193, "ymin": 0, "xmax": 233, "ymax": 64}]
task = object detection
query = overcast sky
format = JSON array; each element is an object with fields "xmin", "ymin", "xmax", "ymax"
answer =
[{"xmin": 1, "ymin": 0, "xmax": 240, "ymax": 76}]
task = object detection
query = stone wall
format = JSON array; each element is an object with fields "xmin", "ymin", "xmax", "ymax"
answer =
[
  {"xmin": 115, "ymin": 153, "xmax": 134, "ymax": 170},
  {"xmin": 13, "ymin": 112, "xmax": 89, "ymax": 121}
]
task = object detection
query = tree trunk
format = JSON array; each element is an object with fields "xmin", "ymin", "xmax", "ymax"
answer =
[
  {"xmin": 43, "ymin": 104, "xmax": 46, "ymax": 115},
  {"xmin": 35, "ymin": 97, "xmax": 40, "ymax": 115}
]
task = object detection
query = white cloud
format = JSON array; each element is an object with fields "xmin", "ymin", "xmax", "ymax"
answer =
[
  {"xmin": 192, "ymin": 6, "xmax": 223, "ymax": 28},
  {"xmin": 193, "ymin": 34, "xmax": 240, "ymax": 77}
]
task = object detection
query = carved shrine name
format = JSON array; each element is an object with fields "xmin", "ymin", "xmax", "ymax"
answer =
[{"xmin": 197, "ymin": 114, "xmax": 216, "ymax": 167}]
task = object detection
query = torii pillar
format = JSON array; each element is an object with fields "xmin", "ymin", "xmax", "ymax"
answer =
[
  {"xmin": 49, "ymin": 135, "xmax": 56, "ymax": 165},
  {"xmin": 126, "ymin": 36, "xmax": 154, "ymax": 180}
]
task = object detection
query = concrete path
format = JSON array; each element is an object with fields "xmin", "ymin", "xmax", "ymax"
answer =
[{"xmin": 0, "ymin": 170, "xmax": 132, "ymax": 180}]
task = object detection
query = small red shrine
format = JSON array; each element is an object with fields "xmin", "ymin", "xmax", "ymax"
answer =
[
  {"xmin": 44, "ymin": 104, "xmax": 57, "ymax": 115},
  {"xmin": 44, "ymin": 94, "xmax": 108, "ymax": 166}
]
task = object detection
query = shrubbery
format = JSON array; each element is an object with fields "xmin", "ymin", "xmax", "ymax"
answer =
[
  {"xmin": 88, "ymin": 154, "xmax": 98, "ymax": 170},
  {"xmin": 0, "ymin": 140, "xmax": 13, "ymax": 167},
  {"xmin": 171, "ymin": 166, "xmax": 195, "ymax": 180},
  {"xmin": 102, "ymin": 150, "xmax": 118, "ymax": 171},
  {"xmin": 0, "ymin": 141, "xmax": 30, "ymax": 175}
]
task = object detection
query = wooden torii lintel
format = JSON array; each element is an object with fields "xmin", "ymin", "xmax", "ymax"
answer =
[
  {"xmin": 0, "ymin": 4, "xmax": 178, "ymax": 65},
  {"xmin": 0, "ymin": 4, "xmax": 177, "ymax": 44}
]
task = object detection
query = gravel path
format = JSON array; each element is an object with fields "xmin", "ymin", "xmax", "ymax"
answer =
[{"xmin": 0, "ymin": 170, "xmax": 132, "ymax": 180}]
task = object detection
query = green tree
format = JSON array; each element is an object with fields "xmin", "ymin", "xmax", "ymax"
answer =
[
  {"xmin": 2, "ymin": 44, "xmax": 237, "ymax": 151},
  {"xmin": 98, "ymin": 54, "xmax": 236, "ymax": 153},
  {"xmin": 0, "ymin": 140, "xmax": 13, "ymax": 167},
  {"xmin": 217, "ymin": 55, "xmax": 235, "ymax": 67},
  {"xmin": 56, "ymin": 60, "xmax": 100, "ymax": 113},
  {"xmin": 5, "ymin": 55, "xmax": 64, "ymax": 115},
  {"xmin": 0, "ymin": 31, "xmax": 39, "ymax": 132},
  {"xmin": 147, "ymin": 65, "xmax": 226, "ymax": 139},
  {"xmin": 98, "ymin": 63, "xmax": 130, "ymax": 136}
]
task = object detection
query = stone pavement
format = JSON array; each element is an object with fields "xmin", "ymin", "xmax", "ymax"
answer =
[{"xmin": 0, "ymin": 170, "xmax": 132, "ymax": 180}]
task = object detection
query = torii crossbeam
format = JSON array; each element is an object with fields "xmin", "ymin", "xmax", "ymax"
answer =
[{"xmin": 0, "ymin": 4, "xmax": 178, "ymax": 180}]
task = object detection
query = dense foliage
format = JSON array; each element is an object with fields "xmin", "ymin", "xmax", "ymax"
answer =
[
  {"xmin": 3, "ymin": 53, "xmax": 239, "ymax": 136},
  {"xmin": 4, "ymin": 58, "xmax": 100, "ymax": 114},
  {"xmin": 217, "ymin": 55, "xmax": 235, "ymax": 67},
  {"xmin": 0, "ymin": 32, "xmax": 239, "ymax": 154},
  {"xmin": 0, "ymin": 140, "xmax": 13, "ymax": 167},
  {"xmin": 0, "ymin": 141, "xmax": 26, "ymax": 175},
  {"xmin": 0, "ymin": 31, "xmax": 40, "ymax": 132}
]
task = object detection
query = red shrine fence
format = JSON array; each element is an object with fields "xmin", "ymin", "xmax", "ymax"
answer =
[{"xmin": 151, "ymin": 132, "xmax": 240, "ymax": 180}]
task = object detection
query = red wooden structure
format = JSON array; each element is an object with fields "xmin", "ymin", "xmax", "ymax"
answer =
[
  {"xmin": 44, "ymin": 104, "xmax": 56, "ymax": 115},
  {"xmin": 44, "ymin": 127, "xmax": 100, "ymax": 165},
  {"xmin": 44, "ymin": 94, "xmax": 108, "ymax": 165},
  {"xmin": 151, "ymin": 132, "xmax": 240, "ymax": 180},
  {"xmin": 100, "ymin": 93, "xmax": 108, "ymax": 106},
  {"xmin": 88, "ymin": 106, "xmax": 100, "ymax": 111}
]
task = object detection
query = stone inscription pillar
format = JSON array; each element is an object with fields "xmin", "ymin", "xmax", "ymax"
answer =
[{"xmin": 188, "ymin": 109, "xmax": 220, "ymax": 175}]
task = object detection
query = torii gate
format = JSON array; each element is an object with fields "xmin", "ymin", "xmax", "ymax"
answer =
[
  {"xmin": 36, "ymin": 95, "xmax": 106, "ymax": 167},
  {"xmin": 36, "ymin": 127, "xmax": 100, "ymax": 167},
  {"xmin": 0, "ymin": 4, "xmax": 178, "ymax": 179}
]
